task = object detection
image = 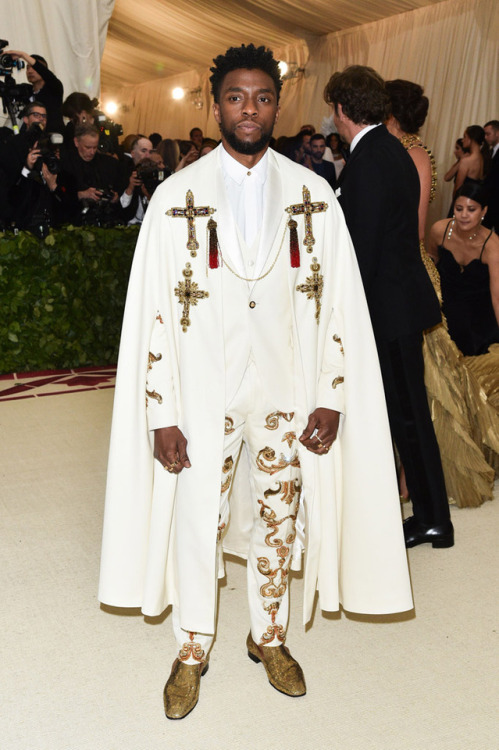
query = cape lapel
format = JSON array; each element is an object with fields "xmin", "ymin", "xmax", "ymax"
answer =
[{"xmin": 253, "ymin": 150, "xmax": 284, "ymax": 283}]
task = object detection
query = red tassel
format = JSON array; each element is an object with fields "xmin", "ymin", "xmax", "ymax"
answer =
[
  {"xmin": 208, "ymin": 218, "xmax": 219, "ymax": 269},
  {"xmin": 288, "ymin": 218, "xmax": 300, "ymax": 268}
]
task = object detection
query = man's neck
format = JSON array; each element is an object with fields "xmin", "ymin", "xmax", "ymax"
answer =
[{"xmin": 220, "ymin": 139, "xmax": 269, "ymax": 169}]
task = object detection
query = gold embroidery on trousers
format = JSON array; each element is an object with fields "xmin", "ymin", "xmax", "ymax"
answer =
[
  {"xmin": 147, "ymin": 351, "xmax": 162, "ymax": 372},
  {"xmin": 224, "ymin": 417, "xmax": 235, "ymax": 435},
  {"xmin": 179, "ymin": 631, "xmax": 206, "ymax": 662},
  {"xmin": 174, "ymin": 262, "xmax": 209, "ymax": 332},
  {"xmin": 332, "ymin": 376, "xmax": 344, "ymax": 389},
  {"xmin": 296, "ymin": 257, "xmax": 323, "ymax": 324},
  {"xmin": 256, "ymin": 447, "xmax": 300, "ymax": 475},
  {"xmin": 221, "ymin": 455, "xmax": 234, "ymax": 495},
  {"xmin": 156, "ymin": 312, "xmax": 164, "ymax": 324},
  {"xmin": 281, "ymin": 431, "xmax": 296, "ymax": 449},
  {"xmin": 264, "ymin": 479, "xmax": 301, "ymax": 506},
  {"xmin": 333, "ymin": 333, "xmax": 344, "ymax": 353},
  {"xmin": 260, "ymin": 602, "xmax": 286, "ymax": 645},
  {"xmin": 146, "ymin": 388, "xmax": 163, "ymax": 405},
  {"xmin": 264, "ymin": 411, "xmax": 295, "ymax": 430}
]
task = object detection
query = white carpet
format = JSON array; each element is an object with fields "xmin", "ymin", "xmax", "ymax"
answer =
[{"xmin": 0, "ymin": 389, "xmax": 497, "ymax": 750}]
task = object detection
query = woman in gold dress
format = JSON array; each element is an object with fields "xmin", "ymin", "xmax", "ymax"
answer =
[{"xmin": 386, "ymin": 79, "xmax": 499, "ymax": 507}]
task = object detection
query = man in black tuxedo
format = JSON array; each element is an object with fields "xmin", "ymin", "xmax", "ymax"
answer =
[
  {"xmin": 324, "ymin": 65, "xmax": 453, "ymax": 548},
  {"xmin": 483, "ymin": 120, "xmax": 499, "ymax": 233}
]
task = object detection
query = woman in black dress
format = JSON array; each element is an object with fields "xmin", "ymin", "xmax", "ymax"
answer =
[{"xmin": 428, "ymin": 180, "xmax": 499, "ymax": 356}]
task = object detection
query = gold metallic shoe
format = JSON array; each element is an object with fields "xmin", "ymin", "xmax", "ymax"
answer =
[
  {"xmin": 163, "ymin": 658, "xmax": 209, "ymax": 720},
  {"xmin": 246, "ymin": 633, "xmax": 306, "ymax": 696}
]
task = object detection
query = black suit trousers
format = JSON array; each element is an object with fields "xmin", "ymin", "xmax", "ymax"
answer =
[{"xmin": 375, "ymin": 332, "xmax": 450, "ymax": 526}]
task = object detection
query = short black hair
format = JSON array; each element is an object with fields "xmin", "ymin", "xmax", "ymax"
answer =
[
  {"xmin": 210, "ymin": 43, "xmax": 282, "ymax": 103},
  {"xmin": 310, "ymin": 133, "xmax": 326, "ymax": 143},
  {"xmin": 30, "ymin": 54, "xmax": 47, "ymax": 67},
  {"xmin": 484, "ymin": 120, "xmax": 499, "ymax": 130},
  {"xmin": 22, "ymin": 101, "xmax": 46, "ymax": 118}
]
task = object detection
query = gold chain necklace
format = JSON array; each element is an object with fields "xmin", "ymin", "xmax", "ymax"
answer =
[{"xmin": 215, "ymin": 221, "xmax": 288, "ymax": 283}]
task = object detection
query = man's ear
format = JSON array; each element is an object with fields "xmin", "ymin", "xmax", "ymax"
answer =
[{"xmin": 213, "ymin": 102, "xmax": 221, "ymax": 125}]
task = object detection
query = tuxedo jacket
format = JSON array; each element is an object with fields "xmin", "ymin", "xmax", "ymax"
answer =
[
  {"xmin": 338, "ymin": 125, "xmax": 441, "ymax": 341},
  {"xmin": 484, "ymin": 150, "xmax": 499, "ymax": 232}
]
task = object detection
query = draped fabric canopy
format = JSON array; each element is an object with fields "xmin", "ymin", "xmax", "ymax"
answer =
[{"xmin": 100, "ymin": 0, "xmax": 450, "ymax": 89}]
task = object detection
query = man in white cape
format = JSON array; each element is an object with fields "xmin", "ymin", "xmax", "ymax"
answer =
[{"xmin": 99, "ymin": 44, "xmax": 413, "ymax": 720}]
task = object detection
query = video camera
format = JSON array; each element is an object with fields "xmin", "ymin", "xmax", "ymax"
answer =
[
  {"xmin": 25, "ymin": 123, "xmax": 62, "ymax": 175},
  {"xmin": 0, "ymin": 40, "xmax": 31, "ymax": 128},
  {"xmin": 95, "ymin": 111, "xmax": 123, "ymax": 156}
]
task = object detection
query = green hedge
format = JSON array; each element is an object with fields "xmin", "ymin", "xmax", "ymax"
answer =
[{"xmin": 0, "ymin": 225, "xmax": 139, "ymax": 374}]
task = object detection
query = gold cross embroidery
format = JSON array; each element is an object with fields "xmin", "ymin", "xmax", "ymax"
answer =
[
  {"xmin": 166, "ymin": 190, "xmax": 216, "ymax": 257},
  {"xmin": 296, "ymin": 257, "xmax": 323, "ymax": 324},
  {"xmin": 285, "ymin": 185, "xmax": 328, "ymax": 253},
  {"xmin": 174, "ymin": 263, "xmax": 209, "ymax": 332}
]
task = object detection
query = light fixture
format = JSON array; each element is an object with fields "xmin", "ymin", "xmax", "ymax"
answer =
[
  {"xmin": 279, "ymin": 62, "xmax": 305, "ymax": 81},
  {"xmin": 103, "ymin": 100, "xmax": 118, "ymax": 117},
  {"xmin": 172, "ymin": 87, "xmax": 185, "ymax": 100},
  {"xmin": 278, "ymin": 61, "xmax": 288, "ymax": 77}
]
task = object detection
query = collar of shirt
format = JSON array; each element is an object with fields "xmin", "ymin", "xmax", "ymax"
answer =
[
  {"xmin": 493, "ymin": 143, "xmax": 499, "ymax": 158},
  {"xmin": 220, "ymin": 144, "xmax": 268, "ymax": 186},
  {"xmin": 350, "ymin": 123, "xmax": 381, "ymax": 153}
]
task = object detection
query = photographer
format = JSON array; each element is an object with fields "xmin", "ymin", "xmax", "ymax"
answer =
[
  {"xmin": 120, "ymin": 136, "xmax": 153, "ymax": 224},
  {"xmin": 120, "ymin": 156, "xmax": 172, "ymax": 225},
  {"xmin": 59, "ymin": 123, "xmax": 123, "ymax": 226},
  {"xmin": 0, "ymin": 102, "xmax": 70, "ymax": 231},
  {"xmin": 5, "ymin": 50, "xmax": 64, "ymax": 133}
]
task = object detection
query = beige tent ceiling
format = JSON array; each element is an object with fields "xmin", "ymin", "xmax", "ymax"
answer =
[{"xmin": 101, "ymin": 0, "xmax": 449, "ymax": 91}]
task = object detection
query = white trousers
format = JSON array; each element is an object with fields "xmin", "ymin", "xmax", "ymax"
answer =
[{"xmin": 173, "ymin": 361, "xmax": 301, "ymax": 663}]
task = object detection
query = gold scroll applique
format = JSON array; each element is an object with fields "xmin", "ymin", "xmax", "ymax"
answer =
[
  {"xmin": 225, "ymin": 417, "xmax": 235, "ymax": 435},
  {"xmin": 221, "ymin": 455, "xmax": 234, "ymax": 495},
  {"xmin": 332, "ymin": 376, "xmax": 344, "ymax": 389},
  {"xmin": 147, "ymin": 351, "xmax": 162, "ymax": 372},
  {"xmin": 166, "ymin": 190, "xmax": 216, "ymax": 257},
  {"xmin": 146, "ymin": 388, "xmax": 163, "ymax": 405},
  {"xmin": 296, "ymin": 257, "xmax": 323, "ymax": 324},
  {"xmin": 333, "ymin": 334, "xmax": 344, "ymax": 354},
  {"xmin": 285, "ymin": 185, "xmax": 328, "ymax": 253},
  {"xmin": 174, "ymin": 262, "xmax": 209, "ymax": 332},
  {"xmin": 179, "ymin": 632, "xmax": 205, "ymax": 663},
  {"xmin": 264, "ymin": 411, "xmax": 295, "ymax": 430},
  {"xmin": 256, "ymin": 446, "xmax": 301, "ymax": 476}
]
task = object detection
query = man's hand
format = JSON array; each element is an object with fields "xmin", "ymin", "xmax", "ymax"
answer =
[
  {"xmin": 126, "ymin": 170, "xmax": 142, "ymax": 195},
  {"xmin": 26, "ymin": 143, "xmax": 40, "ymax": 170},
  {"xmin": 78, "ymin": 187, "xmax": 103, "ymax": 201},
  {"xmin": 154, "ymin": 426, "xmax": 191, "ymax": 474},
  {"xmin": 41, "ymin": 163, "xmax": 57, "ymax": 191},
  {"xmin": 299, "ymin": 407, "xmax": 340, "ymax": 455}
]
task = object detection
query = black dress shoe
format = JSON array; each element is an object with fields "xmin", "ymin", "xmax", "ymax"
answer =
[{"xmin": 403, "ymin": 516, "xmax": 454, "ymax": 548}]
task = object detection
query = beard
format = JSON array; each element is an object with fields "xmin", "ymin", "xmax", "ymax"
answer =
[{"xmin": 219, "ymin": 119, "xmax": 274, "ymax": 155}]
